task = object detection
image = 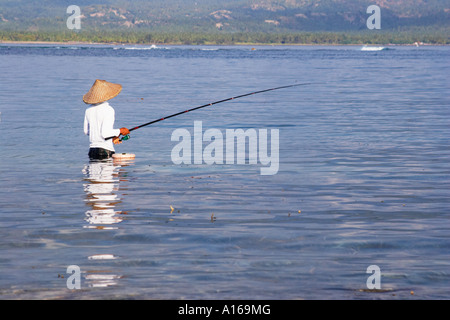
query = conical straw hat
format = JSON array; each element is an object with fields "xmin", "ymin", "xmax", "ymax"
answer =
[{"xmin": 83, "ymin": 79, "xmax": 122, "ymax": 104}]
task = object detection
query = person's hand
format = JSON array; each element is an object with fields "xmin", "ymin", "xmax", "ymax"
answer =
[
  {"xmin": 120, "ymin": 128, "xmax": 130, "ymax": 136},
  {"xmin": 112, "ymin": 136, "xmax": 122, "ymax": 145}
]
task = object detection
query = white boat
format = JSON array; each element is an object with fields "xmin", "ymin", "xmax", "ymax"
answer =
[{"xmin": 361, "ymin": 46, "xmax": 386, "ymax": 51}]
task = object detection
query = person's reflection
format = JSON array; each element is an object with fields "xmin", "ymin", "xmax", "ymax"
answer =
[
  {"xmin": 83, "ymin": 159, "xmax": 123, "ymax": 229},
  {"xmin": 82, "ymin": 157, "xmax": 134, "ymax": 287}
]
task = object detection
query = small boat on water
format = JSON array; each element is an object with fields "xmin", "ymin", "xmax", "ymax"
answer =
[{"xmin": 361, "ymin": 45, "xmax": 386, "ymax": 51}]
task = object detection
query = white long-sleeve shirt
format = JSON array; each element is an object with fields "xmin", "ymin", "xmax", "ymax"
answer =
[{"xmin": 84, "ymin": 102, "xmax": 121, "ymax": 152}]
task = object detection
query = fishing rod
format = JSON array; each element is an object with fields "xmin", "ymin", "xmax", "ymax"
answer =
[{"xmin": 108, "ymin": 82, "xmax": 314, "ymax": 141}]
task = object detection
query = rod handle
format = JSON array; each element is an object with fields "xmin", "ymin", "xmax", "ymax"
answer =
[{"xmin": 105, "ymin": 134, "xmax": 130, "ymax": 142}]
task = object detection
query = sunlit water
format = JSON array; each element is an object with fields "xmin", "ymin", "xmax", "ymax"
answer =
[{"xmin": 0, "ymin": 44, "xmax": 449, "ymax": 299}]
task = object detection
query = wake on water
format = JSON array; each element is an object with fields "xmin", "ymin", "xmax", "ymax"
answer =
[{"xmin": 361, "ymin": 45, "xmax": 390, "ymax": 51}]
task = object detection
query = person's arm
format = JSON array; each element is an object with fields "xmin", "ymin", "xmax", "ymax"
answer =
[
  {"xmin": 101, "ymin": 108, "xmax": 121, "ymax": 140},
  {"xmin": 84, "ymin": 111, "xmax": 89, "ymax": 136}
]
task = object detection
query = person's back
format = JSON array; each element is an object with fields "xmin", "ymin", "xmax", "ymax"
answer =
[{"xmin": 84, "ymin": 102, "xmax": 119, "ymax": 151}]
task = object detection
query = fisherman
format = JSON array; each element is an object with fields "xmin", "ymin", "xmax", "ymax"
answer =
[{"xmin": 83, "ymin": 79, "xmax": 130, "ymax": 160}]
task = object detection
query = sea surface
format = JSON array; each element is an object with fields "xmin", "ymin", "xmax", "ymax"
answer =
[{"xmin": 0, "ymin": 43, "xmax": 449, "ymax": 300}]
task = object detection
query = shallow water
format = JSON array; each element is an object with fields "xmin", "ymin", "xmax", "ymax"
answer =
[{"xmin": 0, "ymin": 44, "xmax": 449, "ymax": 299}]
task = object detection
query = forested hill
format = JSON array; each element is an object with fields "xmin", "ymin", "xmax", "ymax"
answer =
[
  {"xmin": 0, "ymin": 0, "xmax": 448, "ymax": 44},
  {"xmin": 0, "ymin": 0, "xmax": 449, "ymax": 32}
]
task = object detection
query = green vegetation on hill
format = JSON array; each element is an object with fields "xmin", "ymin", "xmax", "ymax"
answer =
[
  {"xmin": 1, "ymin": 29, "xmax": 448, "ymax": 45},
  {"xmin": 0, "ymin": 0, "xmax": 448, "ymax": 44}
]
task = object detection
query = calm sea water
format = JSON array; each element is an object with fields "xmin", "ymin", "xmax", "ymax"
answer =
[{"xmin": 0, "ymin": 43, "xmax": 449, "ymax": 300}]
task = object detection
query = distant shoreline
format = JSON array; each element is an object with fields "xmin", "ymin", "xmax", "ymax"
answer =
[
  {"xmin": 2, "ymin": 29, "xmax": 448, "ymax": 46},
  {"xmin": 1, "ymin": 40, "xmax": 446, "ymax": 47}
]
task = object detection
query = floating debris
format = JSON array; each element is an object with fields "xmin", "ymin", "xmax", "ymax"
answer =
[
  {"xmin": 358, "ymin": 288, "xmax": 394, "ymax": 293},
  {"xmin": 170, "ymin": 205, "xmax": 175, "ymax": 214}
]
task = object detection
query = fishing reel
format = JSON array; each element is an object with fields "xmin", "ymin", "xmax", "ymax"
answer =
[
  {"xmin": 107, "ymin": 134, "xmax": 131, "ymax": 143},
  {"xmin": 121, "ymin": 134, "xmax": 130, "ymax": 141}
]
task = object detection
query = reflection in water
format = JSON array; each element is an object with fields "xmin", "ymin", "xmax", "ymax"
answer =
[
  {"xmin": 82, "ymin": 158, "xmax": 134, "ymax": 288},
  {"xmin": 83, "ymin": 160, "xmax": 123, "ymax": 229}
]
